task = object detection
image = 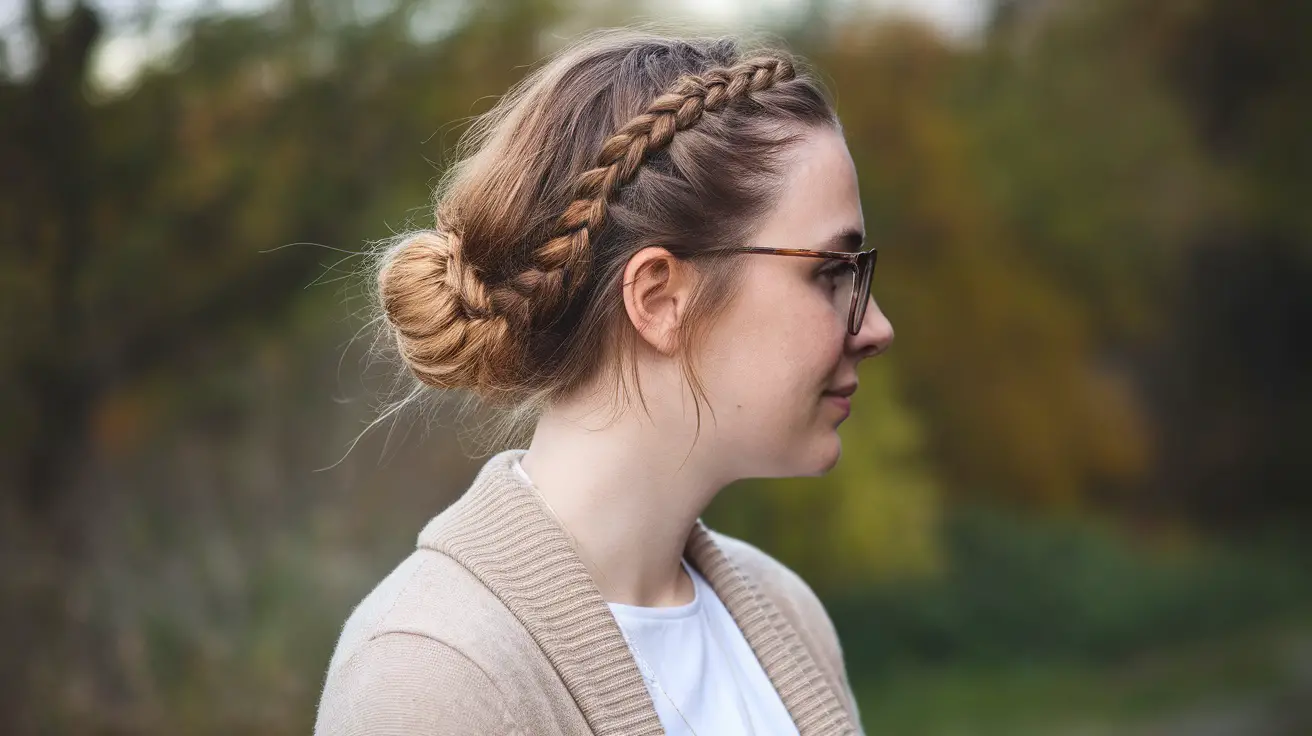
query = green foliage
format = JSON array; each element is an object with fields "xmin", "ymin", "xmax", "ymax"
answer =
[
  {"xmin": 828, "ymin": 502, "xmax": 1312, "ymax": 677},
  {"xmin": 957, "ymin": 0, "xmax": 1221, "ymax": 341},
  {"xmin": 854, "ymin": 618, "xmax": 1312, "ymax": 734}
]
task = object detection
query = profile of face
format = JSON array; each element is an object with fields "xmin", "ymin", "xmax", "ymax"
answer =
[{"xmin": 690, "ymin": 126, "xmax": 894, "ymax": 479}]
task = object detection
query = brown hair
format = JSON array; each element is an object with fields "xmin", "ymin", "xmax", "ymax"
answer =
[{"xmin": 365, "ymin": 27, "xmax": 838, "ymax": 448}]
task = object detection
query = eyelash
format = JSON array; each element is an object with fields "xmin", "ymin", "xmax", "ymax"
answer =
[{"xmin": 816, "ymin": 262, "xmax": 849, "ymax": 281}]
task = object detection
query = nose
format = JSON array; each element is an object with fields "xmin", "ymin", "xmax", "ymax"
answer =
[{"xmin": 847, "ymin": 295, "xmax": 893, "ymax": 360}]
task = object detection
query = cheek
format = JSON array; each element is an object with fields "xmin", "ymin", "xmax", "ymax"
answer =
[{"xmin": 704, "ymin": 271, "xmax": 844, "ymax": 423}]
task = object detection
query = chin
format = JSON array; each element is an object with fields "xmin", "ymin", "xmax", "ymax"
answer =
[
  {"xmin": 794, "ymin": 433, "xmax": 843, "ymax": 477},
  {"xmin": 748, "ymin": 429, "xmax": 843, "ymax": 478},
  {"xmin": 819, "ymin": 436, "xmax": 843, "ymax": 474}
]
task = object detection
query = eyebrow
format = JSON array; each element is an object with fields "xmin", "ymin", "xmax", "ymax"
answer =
[{"xmin": 819, "ymin": 228, "xmax": 865, "ymax": 253}]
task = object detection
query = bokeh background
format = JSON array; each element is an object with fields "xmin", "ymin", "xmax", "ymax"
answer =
[{"xmin": 3, "ymin": 0, "xmax": 1311, "ymax": 733}]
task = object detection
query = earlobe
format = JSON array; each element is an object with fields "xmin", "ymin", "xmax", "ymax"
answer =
[{"xmin": 622, "ymin": 247, "xmax": 688, "ymax": 356}]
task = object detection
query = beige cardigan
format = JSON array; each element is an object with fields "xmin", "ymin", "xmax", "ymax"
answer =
[{"xmin": 315, "ymin": 449, "xmax": 864, "ymax": 735}]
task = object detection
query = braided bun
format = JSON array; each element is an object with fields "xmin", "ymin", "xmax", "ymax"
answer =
[{"xmin": 377, "ymin": 222, "xmax": 522, "ymax": 396}]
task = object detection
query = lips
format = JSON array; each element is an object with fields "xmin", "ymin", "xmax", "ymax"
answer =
[
  {"xmin": 822, "ymin": 383, "xmax": 856, "ymax": 421},
  {"xmin": 823, "ymin": 383, "xmax": 858, "ymax": 399}
]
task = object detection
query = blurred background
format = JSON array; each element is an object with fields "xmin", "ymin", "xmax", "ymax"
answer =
[{"xmin": 3, "ymin": 0, "xmax": 1311, "ymax": 733}]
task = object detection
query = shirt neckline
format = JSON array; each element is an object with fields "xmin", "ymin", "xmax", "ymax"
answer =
[{"xmin": 606, "ymin": 557, "xmax": 704, "ymax": 620}]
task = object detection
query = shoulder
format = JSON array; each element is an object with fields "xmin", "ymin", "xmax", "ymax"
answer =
[
  {"xmin": 322, "ymin": 548, "xmax": 509, "ymax": 672},
  {"xmin": 315, "ymin": 549, "xmax": 528, "ymax": 735},
  {"xmin": 314, "ymin": 631, "xmax": 521, "ymax": 736},
  {"xmin": 706, "ymin": 528, "xmax": 863, "ymax": 724}
]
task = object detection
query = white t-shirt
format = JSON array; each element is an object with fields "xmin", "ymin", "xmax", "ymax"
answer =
[{"xmin": 512, "ymin": 458, "xmax": 800, "ymax": 735}]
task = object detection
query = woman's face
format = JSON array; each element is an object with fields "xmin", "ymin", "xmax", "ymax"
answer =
[{"xmin": 699, "ymin": 126, "xmax": 894, "ymax": 479}]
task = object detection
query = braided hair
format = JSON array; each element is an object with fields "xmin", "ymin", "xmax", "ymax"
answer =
[{"xmin": 375, "ymin": 30, "xmax": 836, "ymax": 423}]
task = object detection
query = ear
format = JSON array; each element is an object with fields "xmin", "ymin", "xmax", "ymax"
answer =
[{"xmin": 622, "ymin": 246, "xmax": 695, "ymax": 356}]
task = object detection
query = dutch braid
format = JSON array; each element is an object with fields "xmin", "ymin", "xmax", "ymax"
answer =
[{"xmin": 520, "ymin": 55, "xmax": 797, "ymax": 312}]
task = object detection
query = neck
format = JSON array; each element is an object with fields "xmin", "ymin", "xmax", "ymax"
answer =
[{"xmin": 519, "ymin": 393, "xmax": 728, "ymax": 608}]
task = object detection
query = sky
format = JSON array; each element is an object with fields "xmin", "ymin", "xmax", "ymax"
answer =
[{"xmin": 1, "ymin": 0, "xmax": 987, "ymax": 93}]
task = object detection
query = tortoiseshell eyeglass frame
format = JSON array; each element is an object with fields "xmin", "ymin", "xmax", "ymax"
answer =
[{"xmin": 723, "ymin": 245, "xmax": 879, "ymax": 335}]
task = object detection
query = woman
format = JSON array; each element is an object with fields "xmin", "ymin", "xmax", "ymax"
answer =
[{"xmin": 316, "ymin": 27, "xmax": 893, "ymax": 736}]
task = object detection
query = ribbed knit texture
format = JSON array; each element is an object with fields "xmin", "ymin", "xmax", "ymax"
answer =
[{"xmin": 417, "ymin": 448, "xmax": 859, "ymax": 736}]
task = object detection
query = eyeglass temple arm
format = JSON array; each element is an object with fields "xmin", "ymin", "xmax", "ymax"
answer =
[{"xmin": 727, "ymin": 245, "xmax": 866, "ymax": 263}]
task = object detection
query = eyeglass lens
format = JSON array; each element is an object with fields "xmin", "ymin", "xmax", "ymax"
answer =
[
  {"xmin": 834, "ymin": 251, "xmax": 877, "ymax": 335},
  {"xmin": 852, "ymin": 250, "xmax": 876, "ymax": 333}
]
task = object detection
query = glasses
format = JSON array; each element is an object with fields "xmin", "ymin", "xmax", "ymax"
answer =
[{"xmin": 724, "ymin": 244, "xmax": 879, "ymax": 335}]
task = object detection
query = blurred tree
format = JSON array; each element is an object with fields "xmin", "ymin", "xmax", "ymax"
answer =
[
  {"xmin": 0, "ymin": 0, "xmax": 564, "ymax": 727},
  {"xmin": 966, "ymin": 0, "xmax": 1312, "ymax": 531},
  {"xmin": 1, "ymin": 0, "xmax": 327, "ymax": 521},
  {"xmin": 2, "ymin": 0, "xmax": 108, "ymax": 514},
  {"xmin": 1142, "ymin": 0, "xmax": 1312, "ymax": 530},
  {"xmin": 0, "ymin": 0, "xmax": 560, "ymax": 518}
]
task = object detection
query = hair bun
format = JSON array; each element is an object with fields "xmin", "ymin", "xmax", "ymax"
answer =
[{"xmin": 377, "ymin": 224, "xmax": 523, "ymax": 399}]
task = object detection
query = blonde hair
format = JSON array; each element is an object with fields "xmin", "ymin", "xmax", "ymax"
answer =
[{"xmin": 362, "ymin": 27, "xmax": 837, "ymax": 450}]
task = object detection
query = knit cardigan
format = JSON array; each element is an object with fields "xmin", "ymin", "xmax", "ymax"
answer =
[{"xmin": 314, "ymin": 448, "xmax": 864, "ymax": 735}]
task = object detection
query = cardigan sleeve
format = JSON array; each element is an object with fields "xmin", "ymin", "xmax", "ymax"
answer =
[
  {"xmin": 314, "ymin": 631, "xmax": 522, "ymax": 736},
  {"xmin": 777, "ymin": 567, "xmax": 864, "ymax": 728}
]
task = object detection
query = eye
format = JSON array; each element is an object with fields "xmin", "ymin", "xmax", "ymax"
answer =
[{"xmin": 815, "ymin": 261, "xmax": 847, "ymax": 290}]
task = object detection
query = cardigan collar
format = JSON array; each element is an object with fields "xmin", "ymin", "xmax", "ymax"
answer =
[{"xmin": 417, "ymin": 448, "xmax": 858, "ymax": 735}]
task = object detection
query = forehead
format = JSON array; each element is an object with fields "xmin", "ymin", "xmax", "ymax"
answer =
[{"xmin": 757, "ymin": 127, "xmax": 864, "ymax": 250}]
